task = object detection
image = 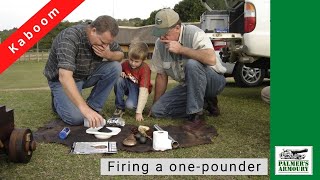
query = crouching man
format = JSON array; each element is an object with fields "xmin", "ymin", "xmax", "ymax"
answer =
[
  {"xmin": 150, "ymin": 9, "xmax": 226, "ymax": 130},
  {"xmin": 43, "ymin": 15, "xmax": 124, "ymax": 128}
]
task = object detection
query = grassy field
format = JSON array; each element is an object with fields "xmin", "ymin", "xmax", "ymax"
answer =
[{"xmin": 0, "ymin": 61, "xmax": 270, "ymax": 179}]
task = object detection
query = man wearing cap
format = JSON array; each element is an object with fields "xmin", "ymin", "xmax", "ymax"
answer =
[{"xmin": 150, "ymin": 9, "xmax": 226, "ymax": 130}]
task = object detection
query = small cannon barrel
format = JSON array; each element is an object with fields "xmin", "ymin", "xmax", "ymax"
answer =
[{"xmin": 1, "ymin": 105, "xmax": 36, "ymax": 163}]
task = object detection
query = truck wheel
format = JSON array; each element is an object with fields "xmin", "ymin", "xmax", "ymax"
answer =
[{"xmin": 233, "ymin": 63, "xmax": 265, "ymax": 87}]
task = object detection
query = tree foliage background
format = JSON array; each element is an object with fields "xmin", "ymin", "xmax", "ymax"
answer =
[
  {"xmin": 174, "ymin": 0, "xmax": 207, "ymax": 22},
  {"xmin": 0, "ymin": 0, "xmax": 227, "ymax": 50}
]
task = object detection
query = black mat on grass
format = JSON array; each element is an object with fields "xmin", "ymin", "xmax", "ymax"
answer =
[{"xmin": 34, "ymin": 119, "xmax": 218, "ymax": 152}]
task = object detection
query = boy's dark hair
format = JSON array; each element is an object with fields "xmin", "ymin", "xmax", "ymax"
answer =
[
  {"xmin": 128, "ymin": 42, "xmax": 149, "ymax": 60},
  {"xmin": 90, "ymin": 15, "xmax": 119, "ymax": 37}
]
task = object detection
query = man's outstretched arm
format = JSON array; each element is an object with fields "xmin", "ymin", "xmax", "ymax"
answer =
[{"xmin": 58, "ymin": 68, "xmax": 104, "ymax": 127}]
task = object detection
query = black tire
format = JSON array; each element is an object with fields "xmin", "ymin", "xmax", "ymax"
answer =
[{"xmin": 233, "ymin": 63, "xmax": 266, "ymax": 87}]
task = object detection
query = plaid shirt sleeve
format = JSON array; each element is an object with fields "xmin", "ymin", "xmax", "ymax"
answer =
[
  {"xmin": 56, "ymin": 30, "xmax": 79, "ymax": 72},
  {"xmin": 109, "ymin": 41, "xmax": 123, "ymax": 52}
]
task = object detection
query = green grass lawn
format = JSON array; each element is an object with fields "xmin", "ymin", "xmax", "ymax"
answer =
[
  {"xmin": 0, "ymin": 61, "xmax": 270, "ymax": 179},
  {"xmin": 0, "ymin": 61, "xmax": 48, "ymax": 89}
]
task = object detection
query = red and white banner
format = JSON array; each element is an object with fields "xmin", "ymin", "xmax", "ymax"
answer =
[{"xmin": 0, "ymin": 0, "xmax": 84, "ymax": 74}]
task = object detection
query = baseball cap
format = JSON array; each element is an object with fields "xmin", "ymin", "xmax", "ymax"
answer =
[{"xmin": 152, "ymin": 9, "xmax": 180, "ymax": 37}]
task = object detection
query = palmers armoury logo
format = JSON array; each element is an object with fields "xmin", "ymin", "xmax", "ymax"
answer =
[{"xmin": 275, "ymin": 146, "xmax": 312, "ymax": 175}]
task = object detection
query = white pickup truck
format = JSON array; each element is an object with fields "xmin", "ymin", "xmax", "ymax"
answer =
[{"xmin": 200, "ymin": 0, "xmax": 270, "ymax": 87}]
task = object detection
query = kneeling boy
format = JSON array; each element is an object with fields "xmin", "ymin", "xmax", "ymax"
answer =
[{"xmin": 114, "ymin": 42, "xmax": 152, "ymax": 121}]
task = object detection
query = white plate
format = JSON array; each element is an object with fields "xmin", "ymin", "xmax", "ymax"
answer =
[{"xmin": 86, "ymin": 127, "xmax": 121, "ymax": 139}]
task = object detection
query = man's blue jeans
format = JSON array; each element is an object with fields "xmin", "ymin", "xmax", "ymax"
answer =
[
  {"xmin": 151, "ymin": 59, "xmax": 226, "ymax": 118},
  {"xmin": 48, "ymin": 61, "xmax": 121, "ymax": 125},
  {"xmin": 114, "ymin": 77, "xmax": 139, "ymax": 110}
]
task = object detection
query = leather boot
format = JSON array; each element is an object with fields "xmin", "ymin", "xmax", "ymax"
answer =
[
  {"xmin": 206, "ymin": 97, "xmax": 220, "ymax": 117},
  {"xmin": 182, "ymin": 111, "xmax": 206, "ymax": 131}
]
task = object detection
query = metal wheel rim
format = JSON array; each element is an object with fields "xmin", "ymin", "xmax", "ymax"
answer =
[
  {"xmin": 241, "ymin": 65, "xmax": 262, "ymax": 84},
  {"xmin": 8, "ymin": 129, "xmax": 33, "ymax": 163}
]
